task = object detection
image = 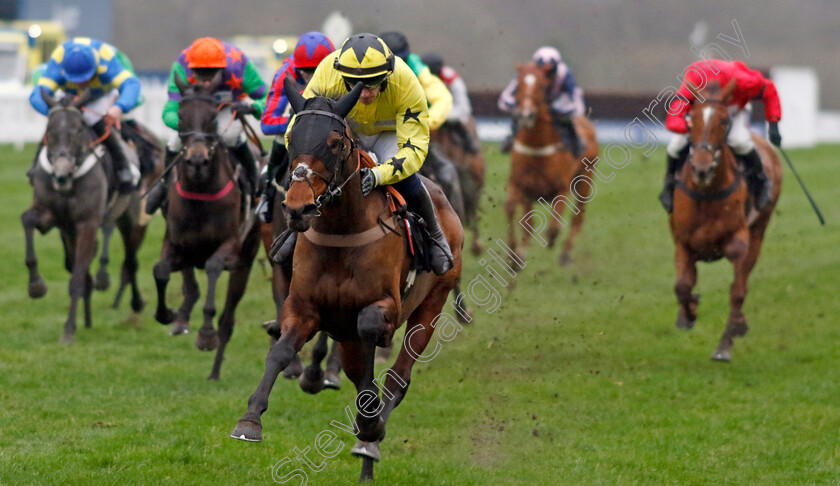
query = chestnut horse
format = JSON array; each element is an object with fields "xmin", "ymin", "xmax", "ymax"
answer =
[
  {"xmin": 151, "ymin": 72, "xmax": 261, "ymax": 380},
  {"xmin": 433, "ymin": 118, "xmax": 486, "ymax": 255},
  {"xmin": 670, "ymin": 80, "xmax": 781, "ymax": 361},
  {"xmin": 231, "ymin": 80, "xmax": 464, "ymax": 482},
  {"xmin": 22, "ymin": 91, "xmax": 157, "ymax": 343},
  {"xmin": 505, "ymin": 62, "xmax": 599, "ymax": 265}
]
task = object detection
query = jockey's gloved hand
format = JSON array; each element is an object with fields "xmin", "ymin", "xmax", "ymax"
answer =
[
  {"xmin": 232, "ymin": 102, "xmax": 257, "ymax": 117},
  {"xmin": 768, "ymin": 122, "xmax": 782, "ymax": 147},
  {"xmin": 360, "ymin": 167, "xmax": 378, "ymax": 196}
]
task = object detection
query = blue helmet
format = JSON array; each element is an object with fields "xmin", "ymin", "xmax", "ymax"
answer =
[{"xmin": 62, "ymin": 44, "xmax": 98, "ymax": 83}]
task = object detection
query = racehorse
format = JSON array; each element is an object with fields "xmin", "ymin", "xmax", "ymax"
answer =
[
  {"xmin": 151, "ymin": 71, "xmax": 261, "ymax": 380},
  {"xmin": 670, "ymin": 79, "xmax": 782, "ymax": 361},
  {"xmin": 505, "ymin": 62, "xmax": 599, "ymax": 265},
  {"xmin": 433, "ymin": 118, "xmax": 486, "ymax": 255},
  {"xmin": 21, "ymin": 91, "xmax": 154, "ymax": 343},
  {"xmin": 231, "ymin": 79, "xmax": 464, "ymax": 482}
]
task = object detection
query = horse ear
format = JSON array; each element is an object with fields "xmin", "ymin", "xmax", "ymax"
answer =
[
  {"xmin": 174, "ymin": 72, "xmax": 190, "ymax": 94},
  {"xmin": 720, "ymin": 78, "xmax": 738, "ymax": 104},
  {"xmin": 283, "ymin": 75, "xmax": 306, "ymax": 114},
  {"xmin": 335, "ymin": 82, "xmax": 363, "ymax": 119},
  {"xmin": 73, "ymin": 90, "xmax": 94, "ymax": 109},
  {"xmin": 40, "ymin": 87, "xmax": 56, "ymax": 109},
  {"xmin": 208, "ymin": 69, "xmax": 224, "ymax": 91}
]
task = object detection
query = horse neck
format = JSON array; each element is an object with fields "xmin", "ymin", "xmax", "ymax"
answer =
[{"xmin": 311, "ymin": 149, "xmax": 384, "ymax": 234}]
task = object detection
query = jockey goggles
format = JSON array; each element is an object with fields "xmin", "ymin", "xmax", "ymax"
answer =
[{"xmin": 342, "ymin": 73, "xmax": 388, "ymax": 91}]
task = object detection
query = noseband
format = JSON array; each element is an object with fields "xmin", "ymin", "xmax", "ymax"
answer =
[{"xmin": 178, "ymin": 93, "xmax": 224, "ymax": 156}]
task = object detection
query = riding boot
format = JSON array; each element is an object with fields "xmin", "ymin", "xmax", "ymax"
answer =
[
  {"xmin": 230, "ymin": 141, "xmax": 259, "ymax": 198},
  {"xmin": 256, "ymin": 140, "xmax": 289, "ymax": 223},
  {"xmin": 453, "ymin": 121, "xmax": 480, "ymax": 154},
  {"xmin": 144, "ymin": 148, "xmax": 177, "ymax": 215},
  {"xmin": 93, "ymin": 120, "xmax": 134, "ymax": 193},
  {"xmin": 276, "ymin": 231, "xmax": 298, "ymax": 267},
  {"xmin": 659, "ymin": 146, "xmax": 690, "ymax": 213},
  {"xmin": 552, "ymin": 115, "xmax": 582, "ymax": 158},
  {"xmin": 500, "ymin": 118, "xmax": 518, "ymax": 153},
  {"xmin": 405, "ymin": 183, "xmax": 454, "ymax": 275},
  {"xmin": 738, "ymin": 149, "xmax": 773, "ymax": 211}
]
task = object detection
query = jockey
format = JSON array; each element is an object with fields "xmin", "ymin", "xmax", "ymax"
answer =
[
  {"xmin": 284, "ymin": 33, "xmax": 454, "ymax": 275},
  {"xmin": 145, "ymin": 37, "xmax": 268, "ymax": 215},
  {"xmin": 30, "ymin": 37, "xmax": 141, "ymax": 193},
  {"xmin": 256, "ymin": 31, "xmax": 335, "ymax": 223},
  {"xmin": 659, "ymin": 59, "xmax": 782, "ymax": 213},
  {"xmin": 421, "ymin": 52, "xmax": 481, "ymax": 154},
  {"xmin": 379, "ymin": 31, "xmax": 453, "ymax": 132},
  {"xmin": 498, "ymin": 46, "xmax": 585, "ymax": 157}
]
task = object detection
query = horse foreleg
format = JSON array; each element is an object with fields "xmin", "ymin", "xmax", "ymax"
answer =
[
  {"xmin": 22, "ymin": 207, "xmax": 51, "ymax": 299},
  {"xmin": 62, "ymin": 222, "xmax": 98, "ymax": 343},
  {"xmin": 324, "ymin": 338, "xmax": 342, "ymax": 390},
  {"xmin": 299, "ymin": 332, "xmax": 329, "ymax": 394},
  {"xmin": 172, "ymin": 267, "xmax": 198, "ymax": 336},
  {"xmin": 113, "ymin": 216, "xmax": 146, "ymax": 312},
  {"xmin": 504, "ymin": 182, "xmax": 520, "ymax": 261},
  {"xmin": 560, "ymin": 198, "xmax": 587, "ymax": 266},
  {"xmin": 208, "ymin": 257, "xmax": 255, "ymax": 381},
  {"xmin": 713, "ymin": 230, "xmax": 752, "ymax": 362},
  {"xmin": 153, "ymin": 238, "xmax": 176, "ymax": 325},
  {"xmin": 95, "ymin": 222, "xmax": 114, "ymax": 291},
  {"xmin": 674, "ymin": 243, "xmax": 699, "ymax": 330},
  {"xmin": 354, "ymin": 297, "xmax": 398, "ymax": 444},
  {"xmin": 231, "ymin": 294, "xmax": 319, "ymax": 442},
  {"xmin": 546, "ymin": 211, "xmax": 561, "ymax": 249}
]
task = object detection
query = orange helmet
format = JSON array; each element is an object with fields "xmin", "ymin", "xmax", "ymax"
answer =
[{"xmin": 187, "ymin": 37, "xmax": 227, "ymax": 68}]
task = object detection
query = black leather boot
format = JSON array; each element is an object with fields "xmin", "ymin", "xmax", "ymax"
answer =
[
  {"xmin": 93, "ymin": 120, "xmax": 134, "ymax": 193},
  {"xmin": 256, "ymin": 140, "xmax": 289, "ymax": 223},
  {"xmin": 144, "ymin": 148, "xmax": 177, "ymax": 215},
  {"xmin": 552, "ymin": 115, "xmax": 582, "ymax": 158},
  {"xmin": 738, "ymin": 149, "xmax": 772, "ymax": 211},
  {"xmin": 500, "ymin": 118, "xmax": 518, "ymax": 153},
  {"xmin": 230, "ymin": 141, "xmax": 259, "ymax": 198},
  {"xmin": 452, "ymin": 121, "xmax": 479, "ymax": 154},
  {"xmin": 406, "ymin": 184, "xmax": 454, "ymax": 275},
  {"xmin": 659, "ymin": 145, "xmax": 689, "ymax": 213}
]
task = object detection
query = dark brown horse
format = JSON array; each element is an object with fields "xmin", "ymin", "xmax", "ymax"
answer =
[
  {"xmin": 22, "ymin": 91, "xmax": 154, "ymax": 343},
  {"xmin": 670, "ymin": 80, "xmax": 782, "ymax": 361},
  {"xmin": 505, "ymin": 62, "xmax": 599, "ymax": 265},
  {"xmin": 433, "ymin": 118, "xmax": 486, "ymax": 255},
  {"xmin": 231, "ymin": 80, "xmax": 464, "ymax": 482},
  {"xmin": 152, "ymin": 72, "xmax": 261, "ymax": 380}
]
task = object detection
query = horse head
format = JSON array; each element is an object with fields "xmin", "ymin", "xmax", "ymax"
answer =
[
  {"xmin": 514, "ymin": 62, "xmax": 551, "ymax": 130},
  {"xmin": 281, "ymin": 76, "xmax": 363, "ymax": 232},
  {"xmin": 687, "ymin": 79, "xmax": 737, "ymax": 187},
  {"xmin": 41, "ymin": 88, "xmax": 95, "ymax": 192},
  {"xmin": 174, "ymin": 70, "xmax": 225, "ymax": 183}
]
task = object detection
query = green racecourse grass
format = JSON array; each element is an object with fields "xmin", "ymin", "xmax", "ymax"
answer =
[{"xmin": 0, "ymin": 140, "xmax": 838, "ymax": 486}]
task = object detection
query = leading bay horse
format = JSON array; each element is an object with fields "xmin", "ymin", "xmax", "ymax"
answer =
[
  {"xmin": 670, "ymin": 79, "xmax": 782, "ymax": 361},
  {"xmin": 231, "ymin": 79, "xmax": 464, "ymax": 482},
  {"xmin": 22, "ymin": 91, "xmax": 153, "ymax": 343},
  {"xmin": 151, "ymin": 72, "xmax": 261, "ymax": 380},
  {"xmin": 505, "ymin": 62, "xmax": 599, "ymax": 265}
]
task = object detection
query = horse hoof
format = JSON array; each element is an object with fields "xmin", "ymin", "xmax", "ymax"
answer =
[
  {"xmin": 155, "ymin": 308, "xmax": 176, "ymax": 325},
  {"xmin": 711, "ymin": 350, "xmax": 731, "ymax": 362},
  {"xmin": 299, "ymin": 367, "xmax": 325, "ymax": 394},
  {"xmin": 351, "ymin": 441, "xmax": 381, "ymax": 461},
  {"xmin": 455, "ymin": 307, "xmax": 474, "ymax": 325},
  {"xmin": 59, "ymin": 333, "xmax": 75, "ymax": 345},
  {"xmin": 675, "ymin": 314, "xmax": 695, "ymax": 330},
  {"xmin": 323, "ymin": 371, "xmax": 341, "ymax": 390},
  {"xmin": 196, "ymin": 329, "xmax": 219, "ymax": 351},
  {"xmin": 28, "ymin": 279, "xmax": 47, "ymax": 299},
  {"xmin": 130, "ymin": 298, "xmax": 146, "ymax": 313},
  {"xmin": 93, "ymin": 271, "xmax": 110, "ymax": 291},
  {"xmin": 282, "ymin": 358, "xmax": 304, "ymax": 379},
  {"xmin": 170, "ymin": 320, "xmax": 190, "ymax": 336},
  {"xmin": 230, "ymin": 419, "xmax": 262, "ymax": 442},
  {"xmin": 559, "ymin": 253, "xmax": 572, "ymax": 266},
  {"xmin": 470, "ymin": 241, "xmax": 483, "ymax": 256}
]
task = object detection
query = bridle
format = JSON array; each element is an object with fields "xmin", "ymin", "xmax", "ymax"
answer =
[
  {"xmin": 289, "ymin": 109, "xmax": 360, "ymax": 210},
  {"xmin": 688, "ymin": 100, "xmax": 732, "ymax": 172},
  {"xmin": 41, "ymin": 105, "xmax": 101, "ymax": 185},
  {"xmin": 177, "ymin": 93, "xmax": 225, "ymax": 157}
]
